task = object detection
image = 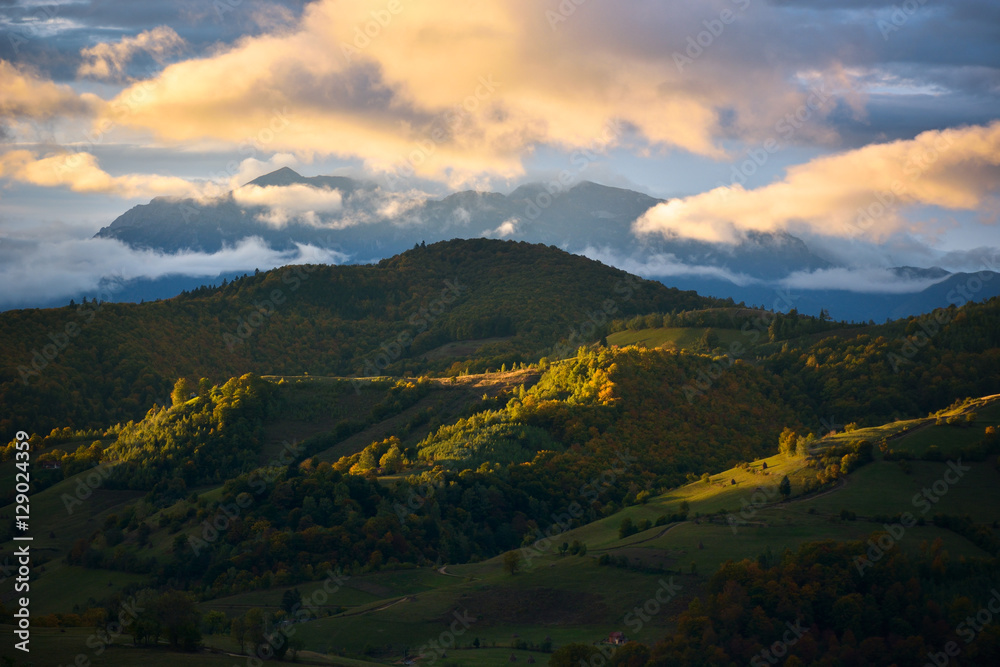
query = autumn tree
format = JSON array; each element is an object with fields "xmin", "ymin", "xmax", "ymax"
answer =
[
  {"xmin": 171, "ymin": 377, "xmax": 193, "ymax": 408},
  {"xmin": 503, "ymin": 550, "xmax": 522, "ymax": 575},
  {"xmin": 379, "ymin": 443, "xmax": 404, "ymax": 473},
  {"xmin": 779, "ymin": 427, "xmax": 798, "ymax": 456}
]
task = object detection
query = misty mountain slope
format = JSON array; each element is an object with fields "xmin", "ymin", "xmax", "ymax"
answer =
[
  {"xmin": 94, "ymin": 169, "xmax": 830, "ymax": 272},
  {"xmin": 88, "ymin": 168, "xmax": 994, "ymax": 323}
]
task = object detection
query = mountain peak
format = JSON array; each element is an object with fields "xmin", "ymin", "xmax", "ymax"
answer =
[{"xmin": 245, "ymin": 167, "xmax": 305, "ymax": 187}]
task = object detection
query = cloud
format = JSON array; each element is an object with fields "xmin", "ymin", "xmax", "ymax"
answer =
[
  {"xmin": 232, "ymin": 183, "xmax": 344, "ymax": 227},
  {"xmin": 229, "ymin": 153, "xmax": 301, "ymax": 188},
  {"xmin": 634, "ymin": 121, "xmax": 1000, "ymax": 244},
  {"xmin": 0, "ymin": 60, "xmax": 99, "ymax": 120},
  {"xmin": 580, "ymin": 246, "xmax": 760, "ymax": 286},
  {"xmin": 78, "ymin": 26, "xmax": 185, "ymax": 81},
  {"xmin": 0, "ymin": 236, "xmax": 346, "ymax": 308},
  {"xmin": 0, "ymin": 149, "xmax": 204, "ymax": 198},
  {"xmin": 779, "ymin": 267, "xmax": 950, "ymax": 294},
  {"xmin": 483, "ymin": 217, "xmax": 519, "ymax": 238},
  {"xmin": 95, "ymin": 0, "xmax": 863, "ymax": 185}
]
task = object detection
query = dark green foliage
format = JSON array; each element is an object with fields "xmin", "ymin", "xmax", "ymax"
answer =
[
  {"xmin": 0, "ymin": 239, "xmax": 726, "ymax": 439},
  {"xmin": 645, "ymin": 540, "xmax": 1000, "ymax": 666}
]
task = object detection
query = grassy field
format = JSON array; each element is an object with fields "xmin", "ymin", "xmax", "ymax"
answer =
[{"xmin": 606, "ymin": 327, "xmax": 745, "ymax": 352}]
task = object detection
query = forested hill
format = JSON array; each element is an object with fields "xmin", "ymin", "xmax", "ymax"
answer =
[{"xmin": 0, "ymin": 239, "xmax": 726, "ymax": 437}]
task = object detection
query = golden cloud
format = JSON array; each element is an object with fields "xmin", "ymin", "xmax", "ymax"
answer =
[
  {"xmin": 232, "ymin": 183, "xmax": 344, "ymax": 227},
  {"xmin": 100, "ymin": 0, "xmax": 828, "ymax": 184},
  {"xmin": 0, "ymin": 61, "xmax": 101, "ymax": 120},
  {"xmin": 78, "ymin": 26, "xmax": 186, "ymax": 81},
  {"xmin": 0, "ymin": 150, "xmax": 203, "ymax": 198},
  {"xmin": 634, "ymin": 121, "xmax": 1000, "ymax": 243}
]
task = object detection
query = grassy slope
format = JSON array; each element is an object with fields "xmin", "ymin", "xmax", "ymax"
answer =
[
  {"xmin": 606, "ymin": 326, "xmax": 745, "ymax": 352},
  {"xmin": 191, "ymin": 398, "xmax": 1000, "ymax": 663},
  {"xmin": 6, "ymin": 378, "xmax": 999, "ymax": 663}
]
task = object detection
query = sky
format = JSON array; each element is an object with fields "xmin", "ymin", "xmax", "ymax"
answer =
[{"xmin": 1, "ymin": 0, "xmax": 999, "ymax": 306}]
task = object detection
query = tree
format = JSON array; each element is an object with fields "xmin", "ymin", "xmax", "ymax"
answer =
[
  {"xmin": 779, "ymin": 475, "xmax": 791, "ymax": 499},
  {"xmin": 502, "ymin": 550, "xmax": 522, "ymax": 575},
  {"xmin": 354, "ymin": 448, "xmax": 377, "ymax": 474},
  {"xmin": 203, "ymin": 610, "xmax": 227, "ymax": 636},
  {"xmin": 171, "ymin": 378, "xmax": 193, "ymax": 408},
  {"xmin": 779, "ymin": 427, "xmax": 798, "ymax": 456},
  {"xmin": 156, "ymin": 590, "xmax": 202, "ymax": 651},
  {"xmin": 379, "ymin": 444, "xmax": 404, "ymax": 473},
  {"xmin": 230, "ymin": 616, "xmax": 248, "ymax": 654},
  {"xmin": 130, "ymin": 589, "xmax": 161, "ymax": 647},
  {"xmin": 700, "ymin": 328, "xmax": 719, "ymax": 351},
  {"xmin": 610, "ymin": 641, "xmax": 650, "ymax": 666},
  {"xmin": 245, "ymin": 608, "xmax": 267, "ymax": 655},
  {"xmin": 619, "ymin": 517, "xmax": 637, "ymax": 539}
]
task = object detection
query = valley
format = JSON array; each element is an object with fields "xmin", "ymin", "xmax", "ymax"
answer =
[{"xmin": 2, "ymin": 241, "xmax": 1000, "ymax": 665}]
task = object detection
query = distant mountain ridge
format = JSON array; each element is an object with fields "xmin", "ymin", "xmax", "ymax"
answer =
[
  {"xmin": 94, "ymin": 168, "xmax": 829, "ymax": 278},
  {"xmin": 87, "ymin": 168, "xmax": 1000, "ymax": 321}
]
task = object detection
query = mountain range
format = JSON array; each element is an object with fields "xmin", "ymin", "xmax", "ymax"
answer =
[{"xmin": 88, "ymin": 167, "xmax": 1000, "ymax": 322}]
